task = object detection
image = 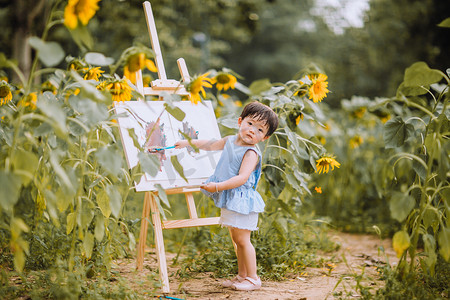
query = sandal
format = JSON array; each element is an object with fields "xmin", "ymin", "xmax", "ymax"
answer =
[
  {"xmin": 221, "ymin": 275, "xmax": 245, "ymax": 287},
  {"xmin": 231, "ymin": 276, "xmax": 261, "ymax": 291}
]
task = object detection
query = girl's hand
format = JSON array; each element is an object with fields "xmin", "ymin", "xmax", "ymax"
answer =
[
  {"xmin": 174, "ymin": 140, "xmax": 189, "ymax": 149},
  {"xmin": 201, "ymin": 182, "xmax": 218, "ymax": 193}
]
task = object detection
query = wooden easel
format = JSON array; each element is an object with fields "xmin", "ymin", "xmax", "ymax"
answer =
[{"xmin": 134, "ymin": 1, "xmax": 220, "ymax": 293}]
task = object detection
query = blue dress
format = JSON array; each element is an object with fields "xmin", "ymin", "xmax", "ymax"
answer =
[{"xmin": 202, "ymin": 135, "xmax": 265, "ymax": 215}]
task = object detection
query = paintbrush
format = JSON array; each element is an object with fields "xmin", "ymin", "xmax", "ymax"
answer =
[{"xmin": 147, "ymin": 145, "xmax": 176, "ymax": 153}]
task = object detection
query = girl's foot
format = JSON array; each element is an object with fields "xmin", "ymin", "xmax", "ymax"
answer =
[
  {"xmin": 231, "ymin": 276, "xmax": 261, "ymax": 291},
  {"xmin": 221, "ymin": 275, "xmax": 245, "ymax": 288}
]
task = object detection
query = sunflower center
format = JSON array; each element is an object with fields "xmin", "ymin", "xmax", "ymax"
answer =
[
  {"xmin": 313, "ymin": 82, "xmax": 323, "ymax": 93},
  {"xmin": 216, "ymin": 74, "xmax": 231, "ymax": 84},
  {"xmin": 188, "ymin": 80, "xmax": 202, "ymax": 94},
  {"xmin": 0, "ymin": 85, "xmax": 10, "ymax": 98}
]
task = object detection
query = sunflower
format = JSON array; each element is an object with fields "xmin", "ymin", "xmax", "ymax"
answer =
[
  {"xmin": 84, "ymin": 67, "xmax": 104, "ymax": 81},
  {"xmin": 318, "ymin": 136, "xmax": 326, "ymax": 145},
  {"xmin": 315, "ymin": 155, "xmax": 340, "ymax": 174},
  {"xmin": 123, "ymin": 66, "xmax": 136, "ymax": 84},
  {"xmin": 295, "ymin": 113, "xmax": 304, "ymax": 125},
  {"xmin": 349, "ymin": 135, "xmax": 363, "ymax": 149},
  {"xmin": 0, "ymin": 81, "xmax": 13, "ymax": 105},
  {"xmin": 41, "ymin": 81, "xmax": 57, "ymax": 94},
  {"xmin": 127, "ymin": 53, "xmax": 157, "ymax": 73},
  {"xmin": 352, "ymin": 107, "xmax": 366, "ymax": 119},
  {"xmin": 308, "ymin": 73, "xmax": 329, "ymax": 103},
  {"xmin": 294, "ymin": 88, "xmax": 308, "ymax": 97},
  {"xmin": 18, "ymin": 92, "xmax": 38, "ymax": 109},
  {"xmin": 64, "ymin": 0, "xmax": 101, "ymax": 29},
  {"xmin": 68, "ymin": 58, "xmax": 87, "ymax": 71},
  {"xmin": 145, "ymin": 59, "xmax": 157, "ymax": 72},
  {"xmin": 125, "ymin": 53, "xmax": 157, "ymax": 84},
  {"xmin": 380, "ymin": 115, "xmax": 391, "ymax": 124},
  {"xmin": 98, "ymin": 79, "xmax": 133, "ymax": 102},
  {"xmin": 185, "ymin": 73, "xmax": 213, "ymax": 104},
  {"xmin": 142, "ymin": 74, "xmax": 152, "ymax": 87},
  {"xmin": 315, "ymin": 186, "xmax": 322, "ymax": 193},
  {"xmin": 211, "ymin": 72, "xmax": 237, "ymax": 91}
]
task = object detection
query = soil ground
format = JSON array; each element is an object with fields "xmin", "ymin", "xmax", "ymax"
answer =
[{"xmin": 113, "ymin": 231, "xmax": 399, "ymax": 300}]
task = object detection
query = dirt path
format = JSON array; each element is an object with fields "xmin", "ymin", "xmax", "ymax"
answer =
[{"xmin": 113, "ymin": 231, "xmax": 398, "ymax": 299}]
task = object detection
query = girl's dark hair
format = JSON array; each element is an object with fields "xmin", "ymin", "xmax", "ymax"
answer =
[{"xmin": 240, "ymin": 101, "xmax": 279, "ymax": 136}]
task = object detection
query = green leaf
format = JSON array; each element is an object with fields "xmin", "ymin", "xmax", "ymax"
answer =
[
  {"xmin": 438, "ymin": 143, "xmax": 449, "ymax": 181},
  {"xmin": 95, "ymin": 146, "xmax": 123, "ymax": 177},
  {"xmin": 85, "ymin": 52, "xmax": 115, "ymax": 66},
  {"xmin": 28, "ymin": 37, "xmax": 65, "ymax": 67},
  {"xmin": 37, "ymin": 92, "xmax": 67, "ymax": 134},
  {"xmin": 56, "ymin": 188, "xmax": 71, "ymax": 213},
  {"xmin": 284, "ymin": 171, "xmax": 302, "ymax": 194},
  {"xmin": 171, "ymin": 155, "xmax": 188, "ymax": 182},
  {"xmin": 128, "ymin": 232, "xmax": 136, "ymax": 252},
  {"xmin": 69, "ymin": 25, "xmax": 93, "ymax": 50},
  {"xmin": 383, "ymin": 117, "xmax": 415, "ymax": 148},
  {"xmin": 423, "ymin": 208, "xmax": 439, "ymax": 232},
  {"xmin": 11, "ymin": 217, "xmax": 29, "ymax": 234},
  {"xmin": 438, "ymin": 227, "xmax": 450, "ymax": 261},
  {"xmin": 69, "ymin": 95, "xmax": 109, "ymax": 126},
  {"xmin": 403, "ymin": 62, "xmax": 443, "ymax": 87},
  {"xmin": 107, "ymin": 185, "xmax": 122, "ymax": 218},
  {"xmin": 286, "ymin": 129, "xmax": 309, "ymax": 159},
  {"xmin": 34, "ymin": 122, "xmax": 53, "ymax": 137},
  {"xmin": 49, "ymin": 150, "xmax": 73, "ymax": 191},
  {"xmin": 94, "ymin": 214, "xmax": 105, "ymax": 242},
  {"xmin": 396, "ymin": 82, "xmax": 427, "ymax": 97},
  {"xmin": 438, "ymin": 17, "xmax": 450, "ymax": 28},
  {"xmin": 66, "ymin": 212, "xmax": 76, "ymax": 235},
  {"xmin": 70, "ymin": 70, "xmax": 107, "ymax": 102},
  {"xmin": 422, "ymin": 233, "xmax": 437, "ymax": 275},
  {"xmin": 164, "ymin": 102, "xmax": 186, "ymax": 121},
  {"xmin": 155, "ymin": 184, "xmax": 170, "ymax": 207},
  {"xmin": 272, "ymin": 217, "xmax": 288, "ymax": 243},
  {"xmin": 218, "ymin": 115, "xmax": 239, "ymax": 129},
  {"xmin": 249, "ymin": 79, "xmax": 272, "ymax": 95},
  {"xmin": 80, "ymin": 201, "xmax": 95, "ymax": 230},
  {"xmin": 0, "ymin": 171, "xmax": 23, "ymax": 212},
  {"xmin": 0, "ymin": 52, "xmax": 10, "ymax": 68},
  {"xmin": 138, "ymin": 152, "xmax": 160, "ymax": 177},
  {"xmin": 393, "ymin": 230, "xmax": 410, "ymax": 258},
  {"xmin": 12, "ymin": 149, "xmax": 39, "ymax": 185},
  {"xmin": 412, "ymin": 154, "xmax": 427, "ymax": 180},
  {"xmin": 13, "ymin": 249, "xmax": 26, "ymax": 273},
  {"xmin": 83, "ymin": 232, "xmax": 95, "ymax": 259},
  {"xmin": 97, "ymin": 190, "xmax": 111, "ymax": 218},
  {"xmin": 389, "ymin": 191, "xmax": 415, "ymax": 222},
  {"xmin": 276, "ymin": 199, "xmax": 297, "ymax": 219}
]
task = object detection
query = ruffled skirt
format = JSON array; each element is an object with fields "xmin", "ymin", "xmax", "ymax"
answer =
[{"xmin": 220, "ymin": 208, "xmax": 259, "ymax": 231}]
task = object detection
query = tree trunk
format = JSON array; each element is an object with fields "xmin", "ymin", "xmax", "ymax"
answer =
[{"xmin": 11, "ymin": 0, "xmax": 47, "ymax": 83}]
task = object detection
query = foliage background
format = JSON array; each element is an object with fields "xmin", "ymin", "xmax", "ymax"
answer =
[
  {"xmin": 1, "ymin": 0, "xmax": 449, "ymax": 103},
  {"xmin": 0, "ymin": 0, "xmax": 449, "ymax": 298}
]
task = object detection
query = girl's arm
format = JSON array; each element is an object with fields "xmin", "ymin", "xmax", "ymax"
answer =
[
  {"xmin": 174, "ymin": 136, "xmax": 228, "ymax": 151},
  {"xmin": 201, "ymin": 150, "xmax": 259, "ymax": 193}
]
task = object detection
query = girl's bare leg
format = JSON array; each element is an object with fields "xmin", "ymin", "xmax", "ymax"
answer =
[
  {"xmin": 230, "ymin": 227, "xmax": 257, "ymax": 280},
  {"xmin": 228, "ymin": 227, "xmax": 246, "ymax": 277}
]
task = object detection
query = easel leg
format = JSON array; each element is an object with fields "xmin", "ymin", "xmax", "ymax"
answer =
[
  {"xmin": 137, "ymin": 192, "xmax": 152, "ymax": 271},
  {"xmin": 149, "ymin": 193, "xmax": 170, "ymax": 293},
  {"xmin": 185, "ymin": 192, "xmax": 198, "ymax": 219}
]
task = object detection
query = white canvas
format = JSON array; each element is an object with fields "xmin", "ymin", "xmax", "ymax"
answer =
[{"xmin": 114, "ymin": 100, "xmax": 222, "ymax": 191}]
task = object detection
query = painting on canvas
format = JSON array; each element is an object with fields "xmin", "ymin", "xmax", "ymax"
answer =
[{"xmin": 114, "ymin": 100, "xmax": 222, "ymax": 191}]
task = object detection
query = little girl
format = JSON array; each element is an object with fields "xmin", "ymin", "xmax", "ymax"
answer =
[{"xmin": 175, "ymin": 101, "xmax": 278, "ymax": 291}]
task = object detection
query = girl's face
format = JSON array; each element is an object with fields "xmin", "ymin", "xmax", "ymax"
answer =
[{"xmin": 236, "ymin": 116, "xmax": 269, "ymax": 146}]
